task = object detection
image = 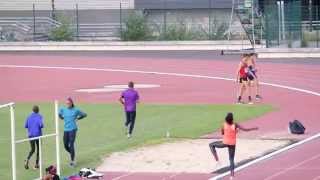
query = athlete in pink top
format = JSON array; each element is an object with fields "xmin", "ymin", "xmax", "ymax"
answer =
[{"xmin": 209, "ymin": 113, "xmax": 258, "ymax": 179}]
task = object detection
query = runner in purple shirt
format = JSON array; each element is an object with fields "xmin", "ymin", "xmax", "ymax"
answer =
[
  {"xmin": 24, "ymin": 105, "xmax": 43, "ymax": 169},
  {"xmin": 119, "ymin": 81, "xmax": 139, "ymax": 138}
]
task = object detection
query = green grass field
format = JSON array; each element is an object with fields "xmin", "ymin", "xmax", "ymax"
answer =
[{"xmin": 0, "ymin": 103, "xmax": 274, "ymax": 179}]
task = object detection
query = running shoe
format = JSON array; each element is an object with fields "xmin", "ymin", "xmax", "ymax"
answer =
[
  {"xmin": 236, "ymin": 101, "xmax": 244, "ymax": 104},
  {"xmin": 256, "ymin": 95, "xmax": 262, "ymax": 100},
  {"xmin": 248, "ymin": 101, "xmax": 254, "ymax": 105},
  {"xmin": 79, "ymin": 168, "xmax": 104, "ymax": 178},
  {"xmin": 127, "ymin": 134, "xmax": 131, "ymax": 138},
  {"xmin": 24, "ymin": 160, "xmax": 29, "ymax": 170},
  {"xmin": 34, "ymin": 164, "xmax": 39, "ymax": 169},
  {"xmin": 70, "ymin": 161, "xmax": 76, "ymax": 168}
]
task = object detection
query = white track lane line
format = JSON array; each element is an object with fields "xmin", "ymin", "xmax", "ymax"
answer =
[
  {"xmin": 164, "ymin": 172, "xmax": 181, "ymax": 180},
  {"xmin": 312, "ymin": 175, "xmax": 320, "ymax": 180},
  {"xmin": 263, "ymin": 153, "xmax": 320, "ymax": 180},
  {"xmin": 111, "ymin": 172, "xmax": 134, "ymax": 180},
  {"xmin": 0, "ymin": 64, "xmax": 319, "ymax": 96}
]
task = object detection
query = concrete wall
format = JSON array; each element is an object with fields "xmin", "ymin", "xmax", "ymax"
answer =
[
  {"xmin": 0, "ymin": 0, "xmax": 134, "ymax": 10},
  {"xmin": 135, "ymin": 0, "xmax": 233, "ymax": 9}
]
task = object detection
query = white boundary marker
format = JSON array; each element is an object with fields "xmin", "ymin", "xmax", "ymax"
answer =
[
  {"xmin": 0, "ymin": 64, "xmax": 320, "ymax": 179},
  {"xmin": 76, "ymin": 84, "xmax": 160, "ymax": 93}
]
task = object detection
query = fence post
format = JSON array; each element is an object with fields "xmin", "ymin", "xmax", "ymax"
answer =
[
  {"xmin": 33, "ymin": 4, "xmax": 36, "ymax": 41},
  {"xmin": 51, "ymin": 0, "xmax": 56, "ymax": 20},
  {"xmin": 76, "ymin": 4, "xmax": 79, "ymax": 41},
  {"xmin": 208, "ymin": 0, "xmax": 212, "ymax": 40},
  {"xmin": 0, "ymin": 27, "xmax": 3, "ymax": 40},
  {"xmin": 309, "ymin": 0, "xmax": 312, "ymax": 32},
  {"xmin": 163, "ymin": 0, "xmax": 167, "ymax": 37},
  {"xmin": 317, "ymin": 6, "xmax": 319, "ymax": 47},
  {"xmin": 120, "ymin": 2, "xmax": 123, "ymax": 38},
  {"xmin": 227, "ymin": 0, "xmax": 235, "ymax": 42},
  {"xmin": 251, "ymin": 0, "xmax": 255, "ymax": 49}
]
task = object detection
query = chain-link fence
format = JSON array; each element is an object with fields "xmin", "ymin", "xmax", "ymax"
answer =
[
  {"xmin": 0, "ymin": 0, "xmax": 248, "ymax": 42},
  {"xmin": 2, "ymin": 0, "xmax": 319, "ymax": 47},
  {"xmin": 0, "ymin": 4, "xmax": 123, "ymax": 41},
  {"xmin": 264, "ymin": 2, "xmax": 320, "ymax": 48},
  {"xmin": 122, "ymin": 9, "xmax": 244, "ymax": 41}
]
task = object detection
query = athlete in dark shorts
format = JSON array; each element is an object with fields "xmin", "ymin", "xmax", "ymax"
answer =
[
  {"xmin": 24, "ymin": 105, "xmax": 43, "ymax": 169},
  {"xmin": 119, "ymin": 81, "xmax": 140, "ymax": 138},
  {"xmin": 247, "ymin": 53, "xmax": 262, "ymax": 100},
  {"xmin": 209, "ymin": 113, "xmax": 258, "ymax": 179},
  {"xmin": 247, "ymin": 65, "xmax": 257, "ymax": 80},
  {"xmin": 236, "ymin": 55, "xmax": 252, "ymax": 104}
]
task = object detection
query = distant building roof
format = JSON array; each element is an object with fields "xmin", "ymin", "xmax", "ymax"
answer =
[{"xmin": 135, "ymin": 0, "xmax": 234, "ymax": 10}]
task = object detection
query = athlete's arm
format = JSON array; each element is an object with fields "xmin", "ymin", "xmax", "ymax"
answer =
[
  {"xmin": 236, "ymin": 124, "xmax": 258, "ymax": 132},
  {"xmin": 236, "ymin": 62, "xmax": 242, "ymax": 82},
  {"xmin": 119, "ymin": 96, "xmax": 125, "ymax": 105}
]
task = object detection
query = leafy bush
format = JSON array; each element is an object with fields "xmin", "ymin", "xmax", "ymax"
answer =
[
  {"xmin": 208, "ymin": 18, "xmax": 228, "ymax": 40},
  {"xmin": 48, "ymin": 15, "xmax": 74, "ymax": 41},
  {"xmin": 160, "ymin": 22, "xmax": 209, "ymax": 41},
  {"xmin": 4, "ymin": 32, "xmax": 17, "ymax": 41},
  {"xmin": 162, "ymin": 23, "xmax": 194, "ymax": 40},
  {"xmin": 121, "ymin": 12, "xmax": 152, "ymax": 41}
]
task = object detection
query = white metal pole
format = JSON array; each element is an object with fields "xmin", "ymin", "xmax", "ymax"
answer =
[
  {"xmin": 281, "ymin": 1, "xmax": 285, "ymax": 40},
  {"xmin": 10, "ymin": 104, "xmax": 16, "ymax": 180},
  {"xmin": 277, "ymin": 1, "xmax": 281, "ymax": 43},
  {"xmin": 227, "ymin": 0, "xmax": 235, "ymax": 42},
  {"xmin": 252, "ymin": 0, "xmax": 255, "ymax": 49},
  {"xmin": 39, "ymin": 138, "xmax": 43, "ymax": 179},
  {"xmin": 0, "ymin": 102, "xmax": 14, "ymax": 109},
  {"xmin": 55, "ymin": 100, "xmax": 61, "ymax": 175}
]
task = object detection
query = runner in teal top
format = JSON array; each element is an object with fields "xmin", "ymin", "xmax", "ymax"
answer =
[{"xmin": 59, "ymin": 97, "xmax": 87, "ymax": 167}]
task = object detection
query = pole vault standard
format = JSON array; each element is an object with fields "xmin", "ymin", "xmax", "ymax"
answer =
[
  {"xmin": 1, "ymin": 101, "xmax": 61, "ymax": 180},
  {"xmin": 0, "ymin": 103, "xmax": 16, "ymax": 180}
]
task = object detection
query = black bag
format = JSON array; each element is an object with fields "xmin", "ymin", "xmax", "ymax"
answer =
[{"xmin": 289, "ymin": 120, "xmax": 305, "ymax": 134}]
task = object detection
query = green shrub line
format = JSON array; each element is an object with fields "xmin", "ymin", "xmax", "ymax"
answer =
[
  {"xmin": 48, "ymin": 15, "xmax": 74, "ymax": 41},
  {"xmin": 121, "ymin": 12, "xmax": 229, "ymax": 41}
]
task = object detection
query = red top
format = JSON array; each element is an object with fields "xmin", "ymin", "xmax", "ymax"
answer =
[{"xmin": 239, "ymin": 63, "xmax": 247, "ymax": 78}]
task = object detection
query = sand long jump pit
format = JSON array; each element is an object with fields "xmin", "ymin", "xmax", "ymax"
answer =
[{"xmin": 97, "ymin": 138, "xmax": 290, "ymax": 173}]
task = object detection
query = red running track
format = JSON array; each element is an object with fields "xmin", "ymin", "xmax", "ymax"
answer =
[
  {"xmin": 222, "ymin": 138, "xmax": 320, "ymax": 180},
  {"xmin": 0, "ymin": 53, "xmax": 319, "ymax": 180}
]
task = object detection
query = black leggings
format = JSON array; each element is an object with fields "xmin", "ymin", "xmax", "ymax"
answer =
[
  {"xmin": 125, "ymin": 111, "xmax": 136, "ymax": 135},
  {"xmin": 27, "ymin": 139, "xmax": 39, "ymax": 164},
  {"xmin": 63, "ymin": 130, "xmax": 77, "ymax": 161},
  {"xmin": 209, "ymin": 141, "xmax": 236, "ymax": 172}
]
